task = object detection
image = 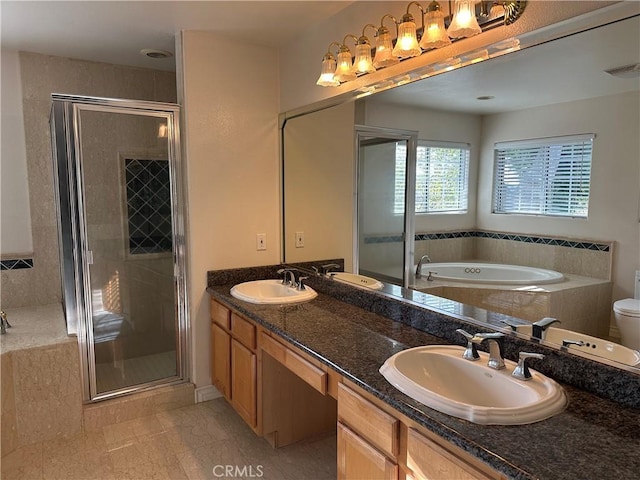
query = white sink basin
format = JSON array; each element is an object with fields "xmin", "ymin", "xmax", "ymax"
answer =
[
  {"xmin": 380, "ymin": 345, "xmax": 566, "ymax": 425},
  {"xmin": 331, "ymin": 272, "xmax": 384, "ymax": 290},
  {"xmin": 230, "ymin": 280, "xmax": 317, "ymax": 304},
  {"xmin": 515, "ymin": 325, "xmax": 640, "ymax": 366}
]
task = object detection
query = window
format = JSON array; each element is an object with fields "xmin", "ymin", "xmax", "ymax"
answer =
[
  {"xmin": 492, "ymin": 134, "xmax": 593, "ymax": 218},
  {"xmin": 395, "ymin": 141, "xmax": 470, "ymax": 214}
]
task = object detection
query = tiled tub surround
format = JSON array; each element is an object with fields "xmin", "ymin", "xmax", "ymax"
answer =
[
  {"xmin": 0, "ymin": 304, "xmax": 194, "ymax": 460},
  {"xmin": 0, "ymin": 305, "xmax": 82, "ymax": 457},
  {"xmin": 414, "ymin": 274, "xmax": 612, "ymax": 337},
  {"xmin": 413, "ymin": 230, "xmax": 613, "ymax": 281},
  {"xmin": 207, "ymin": 265, "xmax": 640, "ymax": 480}
]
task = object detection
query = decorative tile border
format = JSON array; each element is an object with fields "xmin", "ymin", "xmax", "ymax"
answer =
[
  {"xmin": 0, "ymin": 258, "xmax": 34, "ymax": 271},
  {"xmin": 368, "ymin": 230, "xmax": 611, "ymax": 252}
]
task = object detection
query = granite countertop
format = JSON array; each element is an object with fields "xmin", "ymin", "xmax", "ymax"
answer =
[{"xmin": 207, "ymin": 284, "xmax": 640, "ymax": 480}]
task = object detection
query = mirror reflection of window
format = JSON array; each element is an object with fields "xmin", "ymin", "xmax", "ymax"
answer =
[
  {"xmin": 395, "ymin": 141, "xmax": 470, "ymax": 214},
  {"xmin": 492, "ymin": 134, "xmax": 594, "ymax": 217}
]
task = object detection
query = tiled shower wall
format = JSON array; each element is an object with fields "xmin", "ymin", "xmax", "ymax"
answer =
[{"xmin": 0, "ymin": 52, "xmax": 176, "ymax": 308}]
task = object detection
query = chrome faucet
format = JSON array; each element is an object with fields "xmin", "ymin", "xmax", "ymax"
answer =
[
  {"xmin": 276, "ymin": 268, "xmax": 298, "ymax": 287},
  {"xmin": 415, "ymin": 254, "xmax": 432, "ymax": 278},
  {"xmin": 0, "ymin": 311, "xmax": 11, "ymax": 335},
  {"xmin": 321, "ymin": 263, "xmax": 341, "ymax": 275},
  {"xmin": 472, "ymin": 332, "xmax": 506, "ymax": 370},
  {"xmin": 512, "ymin": 352, "xmax": 544, "ymax": 381},
  {"xmin": 532, "ymin": 317, "xmax": 561, "ymax": 340},
  {"xmin": 456, "ymin": 329, "xmax": 480, "ymax": 361}
]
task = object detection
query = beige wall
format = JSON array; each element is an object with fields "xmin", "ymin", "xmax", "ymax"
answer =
[
  {"xmin": 283, "ymin": 102, "xmax": 356, "ymax": 269},
  {"xmin": 1, "ymin": 50, "xmax": 32, "ymax": 256},
  {"xmin": 178, "ymin": 31, "xmax": 280, "ymax": 388},
  {"xmin": 0, "ymin": 52, "xmax": 176, "ymax": 309}
]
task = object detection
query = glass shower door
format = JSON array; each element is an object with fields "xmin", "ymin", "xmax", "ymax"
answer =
[
  {"xmin": 356, "ymin": 127, "xmax": 417, "ymax": 287},
  {"xmin": 76, "ymin": 107, "xmax": 179, "ymax": 396},
  {"xmin": 51, "ymin": 94, "xmax": 187, "ymax": 402}
]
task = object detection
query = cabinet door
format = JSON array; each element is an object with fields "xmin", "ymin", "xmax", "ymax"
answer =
[
  {"xmin": 211, "ymin": 322, "xmax": 231, "ymax": 400},
  {"xmin": 231, "ymin": 338, "xmax": 257, "ymax": 428},
  {"xmin": 406, "ymin": 428, "xmax": 495, "ymax": 480},
  {"xmin": 338, "ymin": 423, "xmax": 398, "ymax": 480}
]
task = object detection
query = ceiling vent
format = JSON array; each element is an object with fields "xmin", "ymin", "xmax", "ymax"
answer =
[
  {"xmin": 140, "ymin": 49, "xmax": 173, "ymax": 59},
  {"xmin": 604, "ymin": 63, "xmax": 640, "ymax": 79}
]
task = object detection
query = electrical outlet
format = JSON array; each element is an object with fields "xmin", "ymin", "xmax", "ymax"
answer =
[
  {"xmin": 256, "ymin": 233, "xmax": 267, "ymax": 251},
  {"xmin": 295, "ymin": 231, "xmax": 304, "ymax": 248}
]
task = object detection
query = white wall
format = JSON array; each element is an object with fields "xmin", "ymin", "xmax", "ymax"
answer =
[
  {"xmin": 478, "ymin": 91, "xmax": 640, "ymax": 300},
  {"xmin": 1, "ymin": 49, "xmax": 32, "ymax": 255},
  {"xmin": 179, "ymin": 31, "xmax": 280, "ymax": 388}
]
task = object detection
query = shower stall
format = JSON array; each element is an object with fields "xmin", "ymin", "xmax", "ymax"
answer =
[
  {"xmin": 50, "ymin": 94, "xmax": 188, "ymax": 402},
  {"xmin": 355, "ymin": 126, "xmax": 417, "ymax": 287}
]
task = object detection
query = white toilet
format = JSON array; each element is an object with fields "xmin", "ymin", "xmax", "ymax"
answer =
[{"xmin": 613, "ymin": 298, "xmax": 640, "ymax": 350}]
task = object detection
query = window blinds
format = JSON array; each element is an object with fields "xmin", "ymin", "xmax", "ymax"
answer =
[
  {"xmin": 395, "ymin": 141, "xmax": 470, "ymax": 214},
  {"xmin": 492, "ymin": 134, "xmax": 594, "ymax": 218}
]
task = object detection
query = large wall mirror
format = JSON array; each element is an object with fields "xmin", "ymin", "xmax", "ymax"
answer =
[{"xmin": 282, "ymin": 7, "xmax": 640, "ymax": 371}]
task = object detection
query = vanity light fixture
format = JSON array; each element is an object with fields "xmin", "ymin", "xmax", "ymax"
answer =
[
  {"xmin": 447, "ymin": 0, "xmax": 482, "ymax": 39},
  {"xmin": 420, "ymin": 1, "xmax": 452, "ymax": 50},
  {"xmin": 318, "ymin": 1, "xmax": 527, "ymax": 87},
  {"xmin": 354, "ymin": 25, "xmax": 378, "ymax": 74},
  {"xmin": 392, "ymin": 2, "xmax": 423, "ymax": 59},
  {"xmin": 334, "ymin": 35, "xmax": 359, "ymax": 83},
  {"xmin": 373, "ymin": 14, "xmax": 401, "ymax": 69},
  {"xmin": 316, "ymin": 42, "xmax": 341, "ymax": 87}
]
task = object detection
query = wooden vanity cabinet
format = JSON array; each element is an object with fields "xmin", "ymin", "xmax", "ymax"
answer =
[
  {"xmin": 337, "ymin": 383, "xmax": 399, "ymax": 480},
  {"xmin": 210, "ymin": 297, "xmax": 504, "ymax": 480},
  {"xmin": 209, "ymin": 299, "xmax": 257, "ymax": 429}
]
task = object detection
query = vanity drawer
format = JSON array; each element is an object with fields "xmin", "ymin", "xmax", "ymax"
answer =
[
  {"xmin": 260, "ymin": 332, "xmax": 327, "ymax": 394},
  {"xmin": 338, "ymin": 383, "xmax": 399, "ymax": 460},
  {"xmin": 210, "ymin": 299, "xmax": 230, "ymax": 330},
  {"xmin": 231, "ymin": 313, "xmax": 256, "ymax": 350}
]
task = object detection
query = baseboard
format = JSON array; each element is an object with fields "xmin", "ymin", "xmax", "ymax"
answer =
[{"xmin": 195, "ymin": 385, "xmax": 222, "ymax": 403}]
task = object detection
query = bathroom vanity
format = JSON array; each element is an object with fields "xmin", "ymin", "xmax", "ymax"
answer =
[{"xmin": 207, "ymin": 265, "xmax": 640, "ymax": 480}]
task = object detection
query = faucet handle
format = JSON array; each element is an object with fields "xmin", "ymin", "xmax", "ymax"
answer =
[
  {"xmin": 471, "ymin": 332, "xmax": 504, "ymax": 344},
  {"xmin": 456, "ymin": 329, "xmax": 479, "ymax": 361},
  {"xmin": 499, "ymin": 318, "xmax": 520, "ymax": 332},
  {"xmin": 296, "ymin": 276, "xmax": 309, "ymax": 291},
  {"xmin": 512, "ymin": 352, "xmax": 544, "ymax": 381}
]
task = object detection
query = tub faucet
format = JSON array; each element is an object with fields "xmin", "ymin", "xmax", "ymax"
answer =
[
  {"xmin": 472, "ymin": 332, "xmax": 506, "ymax": 370},
  {"xmin": 415, "ymin": 254, "xmax": 432, "ymax": 278},
  {"xmin": 0, "ymin": 311, "xmax": 11, "ymax": 335},
  {"xmin": 532, "ymin": 317, "xmax": 561, "ymax": 340}
]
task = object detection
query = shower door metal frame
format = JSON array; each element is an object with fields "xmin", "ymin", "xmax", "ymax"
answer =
[
  {"xmin": 354, "ymin": 125, "xmax": 418, "ymax": 288},
  {"xmin": 50, "ymin": 94, "xmax": 189, "ymax": 402}
]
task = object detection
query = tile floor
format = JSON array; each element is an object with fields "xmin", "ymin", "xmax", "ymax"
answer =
[{"xmin": 1, "ymin": 398, "xmax": 337, "ymax": 480}]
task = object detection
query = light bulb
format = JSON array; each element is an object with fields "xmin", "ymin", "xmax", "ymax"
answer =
[
  {"xmin": 373, "ymin": 27, "xmax": 400, "ymax": 69},
  {"xmin": 392, "ymin": 14, "xmax": 421, "ymax": 59},
  {"xmin": 447, "ymin": 0, "xmax": 482, "ymax": 39},
  {"xmin": 420, "ymin": 2, "xmax": 451, "ymax": 50},
  {"xmin": 316, "ymin": 53, "xmax": 339, "ymax": 87}
]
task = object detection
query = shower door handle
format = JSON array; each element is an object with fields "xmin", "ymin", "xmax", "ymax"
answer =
[{"xmin": 86, "ymin": 250, "xmax": 94, "ymax": 265}]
